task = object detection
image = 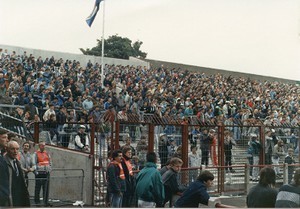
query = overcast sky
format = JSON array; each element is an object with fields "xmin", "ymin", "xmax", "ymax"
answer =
[{"xmin": 0, "ymin": 0, "xmax": 299, "ymax": 80}]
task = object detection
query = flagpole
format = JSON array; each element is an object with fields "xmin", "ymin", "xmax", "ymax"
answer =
[{"xmin": 101, "ymin": 0, "xmax": 105, "ymax": 88}]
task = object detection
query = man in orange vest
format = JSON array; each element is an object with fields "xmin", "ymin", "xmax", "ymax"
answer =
[
  {"xmin": 33, "ymin": 141, "xmax": 52, "ymax": 206},
  {"xmin": 121, "ymin": 146, "xmax": 136, "ymax": 207},
  {"xmin": 107, "ymin": 149, "xmax": 126, "ymax": 208}
]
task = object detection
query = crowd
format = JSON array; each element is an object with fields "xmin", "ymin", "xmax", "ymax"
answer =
[
  {"xmin": 107, "ymin": 146, "xmax": 300, "ymax": 208},
  {"xmin": 0, "ymin": 48, "xmax": 299, "ymax": 129},
  {"xmin": 1, "ymin": 126, "xmax": 299, "ymax": 208},
  {"xmin": 0, "ymin": 129, "xmax": 52, "ymax": 207},
  {"xmin": 0, "ymin": 48, "xmax": 300, "ymax": 207},
  {"xmin": 0, "ymin": 48, "xmax": 298, "ymax": 154}
]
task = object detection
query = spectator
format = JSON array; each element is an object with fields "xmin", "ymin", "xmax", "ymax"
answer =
[
  {"xmin": 74, "ymin": 125, "xmax": 90, "ymax": 152},
  {"xmin": 120, "ymin": 146, "xmax": 135, "ymax": 207},
  {"xmin": 82, "ymin": 96, "xmax": 94, "ymax": 111},
  {"xmin": 0, "ymin": 129, "xmax": 9, "ymax": 206},
  {"xmin": 167, "ymin": 138, "xmax": 177, "ymax": 160},
  {"xmin": 19, "ymin": 141, "xmax": 35, "ymax": 187},
  {"xmin": 3, "ymin": 141, "xmax": 30, "ymax": 207},
  {"xmin": 174, "ymin": 170, "xmax": 214, "ymax": 207},
  {"xmin": 173, "ymin": 145, "xmax": 182, "ymax": 159},
  {"xmin": 33, "ymin": 141, "xmax": 52, "ymax": 206},
  {"xmin": 45, "ymin": 113, "xmax": 58, "ymax": 143},
  {"xmin": 56, "ymin": 106, "xmax": 67, "ymax": 145},
  {"xmin": 107, "ymin": 149, "xmax": 126, "ymax": 208},
  {"xmin": 273, "ymin": 140, "xmax": 285, "ymax": 178},
  {"xmin": 224, "ymin": 130, "xmax": 236, "ymax": 173},
  {"xmin": 162, "ymin": 157, "xmax": 187, "ymax": 207},
  {"xmin": 135, "ymin": 152, "xmax": 165, "ymax": 207},
  {"xmin": 188, "ymin": 145, "xmax": 201, "ymax": 183},
  {"xmin": 121, "ymin": 137, "xmax": 136, "ymax": 156},
  {"xmin": 200, "ymin": 129, "xmax": 211, "ymax": 167},
  {"xmin": 158, "ymin": 133, "xmax": 169, "ymax": 167},
  {"xmin": 209, "ymin": 129, "xmax": 218, "ymax": 166},
  {"xmin": 264, "ymin": 130, "xmax": 274, "ymax": 165},
  {"xmin": 42, "ymin": 103, "xmax": 55, "ymax": 122},
  {"xmin": 284, "ymin": 148, "xmax": 296, "ymax": 184},
  {"xmin": 275, "ymin": 168, "xmax": 300, "ymax": 208},
  {"xmin": 248, "ymin": 133, "xmax": 262, "ymax": 181},
  {"xmin": 160, "ymin": 159, "xmax": 171, "ymax": 176},
  {"xmin": 247, "ymin": 167, "xmax": 278, "ymax": 208}
]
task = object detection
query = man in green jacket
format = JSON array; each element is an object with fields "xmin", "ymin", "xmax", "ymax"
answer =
[{"xmin": 135, "ymin": 152, "xmax": 165, "ymax": 207}]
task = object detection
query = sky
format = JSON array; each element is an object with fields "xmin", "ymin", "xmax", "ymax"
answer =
[{"xmin": 0, "ymin": 0, "xmax": 300, "ymax": 81}]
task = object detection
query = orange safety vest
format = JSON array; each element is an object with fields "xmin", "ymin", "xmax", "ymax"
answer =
[
  {"xmin": 36, "ymin": 151, "xmax": 50, "ymax": 166},
  {"xmin": 110, "ymin": 161, "xmax": 125, "ymax": 180},
  {"xmin": 17, "ymin": 153, "xmax": 21, "ymax": 161},
  {"xmin": 123, "ymin": 158, "xmax": 133, "ymax": 176}
]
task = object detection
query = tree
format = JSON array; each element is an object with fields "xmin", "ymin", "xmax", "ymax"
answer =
[{"xmin": 80, "ymin": 34, "xmax": 147, "ymax": 59}]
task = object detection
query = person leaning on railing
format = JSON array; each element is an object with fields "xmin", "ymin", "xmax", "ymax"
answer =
[
  {"xmin": 275, "ymin": 168, "xmax": 300, "ymax": 208},
  {"xmin": 174, "ymin": 170, "xmax": 214, "ymax": 208}
]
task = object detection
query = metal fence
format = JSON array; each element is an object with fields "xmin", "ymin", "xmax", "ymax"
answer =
[{"xmin": 1, "ymin": 108, "xmax": 299, "ymax": 206}]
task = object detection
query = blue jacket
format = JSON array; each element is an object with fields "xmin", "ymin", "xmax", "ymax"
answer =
[
  {"xmin": 135, "ymin": 162, "xmax": 165, "ymax": 206},
  {"xmin": 174, "ymin": 180, "xmax": 209, "ymax": 207}
]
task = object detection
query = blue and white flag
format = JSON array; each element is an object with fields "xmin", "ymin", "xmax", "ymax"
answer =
[{"xmin": 86, "ymin": 0, "xmax": 103, "ymax": 27}]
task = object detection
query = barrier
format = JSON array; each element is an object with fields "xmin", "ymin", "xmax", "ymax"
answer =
[{"xmin": 26, "ymin": 168, "xmax": 84, "ymax": 207}]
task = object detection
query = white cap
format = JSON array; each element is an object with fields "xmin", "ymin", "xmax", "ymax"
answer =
[{"xmin": 79, "ymin": 125, "xmax": 86, "ymax": 129}]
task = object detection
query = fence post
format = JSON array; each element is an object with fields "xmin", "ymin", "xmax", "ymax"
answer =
[
  {"xmin": 219, "ymin": 125, "xmax": 225, "ymax": 194},
  {"xmin": 90, "ymin": 123, "xmax": 95, "ymax": 156},
  {"xmin": 181, "ymin": 124, "xmax": 189, "ymax": 185},
  {"xmin": 245, "ymin": 163, "xmax": 250, "ymax": 194},
  {"xmin": 34, "ymin": 122, "xmax": 39, "ymax": 144},
  {"xmin": 259, "ymin": 125, "xmax": 265, "ymax": 166},
  {"xmin": 115, "ymin": 121, "xmax": 120, "ymax": 150},
  {"xmin": 182, "ymin": 124, "xmax": 188, "ymax": 168},
  {"xmin": 148, "ymin": 124, "xmax": 154, "ymax": 152},
  {"xmin": 283, "ymin": 163, "xmax": 288, "ymax": 184}
]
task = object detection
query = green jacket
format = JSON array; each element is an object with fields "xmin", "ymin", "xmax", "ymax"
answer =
[{"xmin": 135, "ymin": 162, "xmax": 165, "ymax": 206}]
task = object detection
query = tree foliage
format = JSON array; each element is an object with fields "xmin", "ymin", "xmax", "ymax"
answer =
[{"xmin": 80, "ymin": 34, "xmax": 147, "ymax": 59}]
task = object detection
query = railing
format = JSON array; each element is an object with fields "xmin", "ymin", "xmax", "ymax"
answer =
[{"xmin": 1, "ymin": 109, "xmax": 299, "ymax": 206}]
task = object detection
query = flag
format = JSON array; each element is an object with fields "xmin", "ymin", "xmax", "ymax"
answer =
[{"xmin": 86, "ymin": 0, "xmax": 103, "ymax": 27}]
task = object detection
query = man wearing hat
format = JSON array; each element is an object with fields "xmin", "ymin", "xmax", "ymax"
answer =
[{"xmin": 74, "ymin": 125, "xmax": 90, "ymax": 152}]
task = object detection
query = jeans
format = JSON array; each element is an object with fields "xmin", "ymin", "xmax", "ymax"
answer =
[
  {"xmin": 252, "ymin": 155, "xmax": 259, "ymax": 180},
  {"xmin": 109, "ymin": 192, "xmax": 123, "ymax": 208},
  {"xmin": 138, "ymin": 199, "xmax": 156, "ymax": 208},
  {"xmin": 272, "ymin": 157, "xmax": 280, "ymax": 175}
]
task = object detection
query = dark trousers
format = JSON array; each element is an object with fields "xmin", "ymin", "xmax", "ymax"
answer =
[
  {"xmin": 34, "ymin": 173, "xmax": 50, "ymax": 205},
  {"xmin": 225, "ymin": 151, "xmax": 232, "ymax": 170},
  {"xmin": 201, "ymin": 147, "xmax": 209, "ymax": 166},
  {"xmin": 122, "ymin": 193, "xmax": 134, "ymax": 207}
]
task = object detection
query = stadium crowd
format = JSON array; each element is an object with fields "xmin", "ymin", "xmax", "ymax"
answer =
[
  {"xmin": 0, "ymin": 48, "xmax": 299, "ymax": 127},
  {"xmin": 1, "ymin": 48, "xmax": 300, "ymax": 208}
]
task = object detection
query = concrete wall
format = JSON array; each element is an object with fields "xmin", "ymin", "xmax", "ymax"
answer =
[
  {"xmin": 27, "ymin": 146, "xmax": 94, "ymax": 205},
  {"xmin": 48, "ymin": 146, "xmax": 94, "ymax": 205},
  {"xmin": 0, "ymin": 44, "xmax": 149, "ymax": 68},
  {"xmin": 1, "ymin": 44, "xmax": 296, "ymax": 84},
  {"xmin": 146, "ymin": 59, "xmax": 298, "ymax": 84}
]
